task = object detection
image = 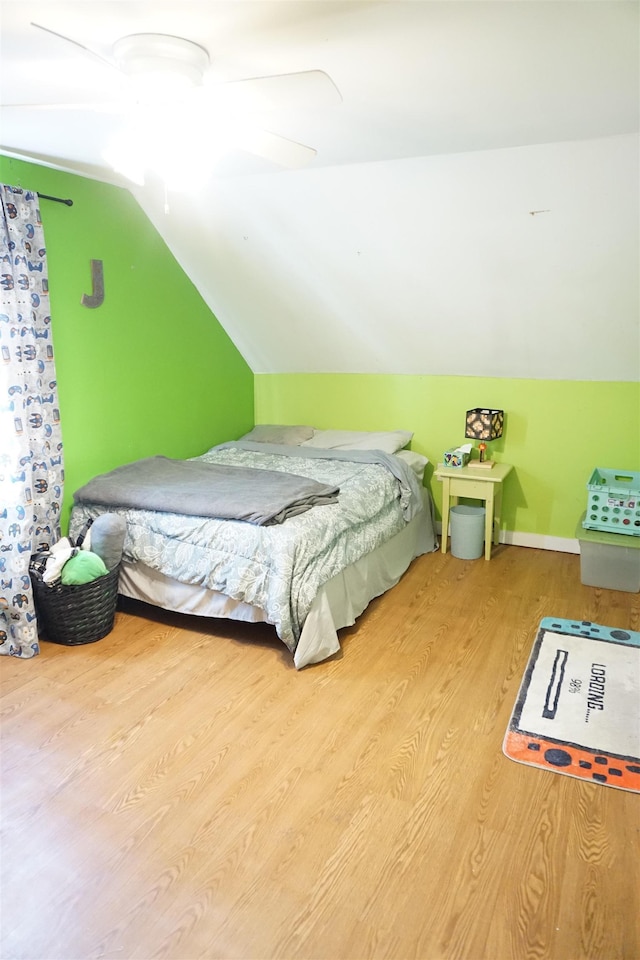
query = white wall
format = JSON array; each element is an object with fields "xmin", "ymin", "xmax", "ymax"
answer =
[{"xmin": 139, "ymin": 133, "xmax": 639, "ymax": 379}]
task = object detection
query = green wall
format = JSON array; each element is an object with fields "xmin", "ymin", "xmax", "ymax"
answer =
[
  {"xmin": 0, "ymin": 156, "xmax": 254, "ymax": 531},
  {"xmin": 3, "ymin": 155, "xmax": 637, "ymax": 545},
  {"xmin": 255, "ymin": 374, "xmax": 640, "ymax": 540}
]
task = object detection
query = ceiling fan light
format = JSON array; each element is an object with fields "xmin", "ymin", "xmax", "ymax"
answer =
[
  {"xmin": 128, "ymin": 68, "xmax": 196, "ymax": 96},
  {"xmin": 113, "ymin": 33, "xmax": 210, "ymax": 89}
]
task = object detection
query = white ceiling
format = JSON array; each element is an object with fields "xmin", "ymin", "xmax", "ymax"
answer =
[
  {"xmin": 1, "ymin": 0, "xmax": 638, "ymax": 180},
  {"xmin": 1, "ymin": 2, "xmax": 638, "ymax": 378}
]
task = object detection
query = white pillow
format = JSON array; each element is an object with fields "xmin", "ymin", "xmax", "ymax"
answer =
[
  {"xmin": 395, "ymin": 449, "xmax": 429, "ymax": 480},
  {"xmin": 301, "ymin": 429, "xmax": 413, "ymax": 454},
  {"xmin": 240, "ymin": 424, "xmax": 315, "ymax": 445}
]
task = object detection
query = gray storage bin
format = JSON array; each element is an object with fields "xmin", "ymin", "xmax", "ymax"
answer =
[
  {"xmin": 450, "ymin": 505, "xmax": 485, "ymax": 560},
  {"xmin": 577, "ymin": 513, "xmax": 640, "ymax": 592}
]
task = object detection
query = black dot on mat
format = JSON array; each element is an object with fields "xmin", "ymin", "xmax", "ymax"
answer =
[{"xmin": 544, "ymin": 748, "xmax": 572, "ymax": 767}]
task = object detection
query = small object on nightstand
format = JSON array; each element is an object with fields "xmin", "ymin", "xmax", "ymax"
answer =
[
  {"xmin": 443, "ymin": 443, "xmax": 472, "ymax": 468},
  {"xmin": 472, "ymin": 444, "xmax": 495, "ymax": 469}
]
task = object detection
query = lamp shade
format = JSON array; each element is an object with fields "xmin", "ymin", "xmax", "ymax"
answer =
[{"xmin": 465, "ymin": 408, "xmax": 504, "ymax": 441}]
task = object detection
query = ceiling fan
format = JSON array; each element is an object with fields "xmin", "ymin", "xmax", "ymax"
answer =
[{"xmin": 6, "ymin": 23, "xmax": 342, "ymax": 182}]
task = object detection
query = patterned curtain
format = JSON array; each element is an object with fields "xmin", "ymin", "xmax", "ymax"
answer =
[{"xmin": 0, "ymin": 185, "xmax": 64, "ymax": 658}]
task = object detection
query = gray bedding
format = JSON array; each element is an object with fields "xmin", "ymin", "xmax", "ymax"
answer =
[
  {"xmin": 73, "ymin": 455, "xmax": 340, "ymax": 525},
  {"xmin": 70, "ymin": 443, "xmax": 435, "ymax": 653},
  {"xmin": 216, "ymin": 440, "xmax": 425, "ymax": 522}
]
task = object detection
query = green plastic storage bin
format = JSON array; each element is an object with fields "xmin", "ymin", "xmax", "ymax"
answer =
[{"xmin": 582, "ymin": 468, "xmax": 640, "ymax": 537}]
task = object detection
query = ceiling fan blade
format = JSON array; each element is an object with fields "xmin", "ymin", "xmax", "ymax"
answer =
[
  {"xmin": 237, "ymin": 129, "xmax": 317, "ymax": 168},
  {"xmin": 222, "ymin": 70, "xmax": 342, "ymax": 112},
  {"xmin": 31, "ymin": 22, "xmax": 120, "ymax": 73}
]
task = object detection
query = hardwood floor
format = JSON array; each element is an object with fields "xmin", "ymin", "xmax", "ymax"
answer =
[{"xmin": 1, "ymin": 545, "xmax": 639, "ymax": 960}]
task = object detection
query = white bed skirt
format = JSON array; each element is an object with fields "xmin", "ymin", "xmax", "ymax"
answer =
[{"xmin": 119, "ymin": 503, "xmax": 434, "ymax": 668}]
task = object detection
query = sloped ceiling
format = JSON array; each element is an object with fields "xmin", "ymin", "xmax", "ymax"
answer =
[{"xmin": 1, "ymin": 1, "xmax": 639, "ymax": 377}]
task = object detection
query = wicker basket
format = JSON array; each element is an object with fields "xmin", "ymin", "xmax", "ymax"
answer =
[{"xmin": 31, "ymin": 564, "xmax": 121, "ymax": 646}]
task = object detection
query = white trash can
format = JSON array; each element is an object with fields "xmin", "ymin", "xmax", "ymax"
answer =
[{"xmin": 450, "ymin": 505, "xmax": 486, "ymax": 560}]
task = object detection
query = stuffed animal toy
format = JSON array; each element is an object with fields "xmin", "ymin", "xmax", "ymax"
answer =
[
  {"xmin": 60, "ymin": 550, "xmax": 108, "ymax": 585},
  {"xmin": 82, "ymin": 514, "xmax": 127, "ymax": 571}
]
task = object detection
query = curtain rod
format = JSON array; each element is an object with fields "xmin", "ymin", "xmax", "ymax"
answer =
[{"xmin": 39, "ymin": 193, "xmax": 73, "ymax": 206}]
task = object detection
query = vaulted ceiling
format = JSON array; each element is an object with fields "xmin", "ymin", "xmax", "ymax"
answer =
[
  {"xmin": 2, "ymin": 1, "xmax": 638, "ymax": 176},
  {"xmin": 1, "ymin": 1, "xmax": 638, "ymax": 376}
]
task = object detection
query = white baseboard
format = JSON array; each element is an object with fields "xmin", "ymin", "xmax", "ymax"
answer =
[
  {"xmin": 435, "ymin": 523, "xmax": 579, "ymax": 555},
  {"xmin": 500, "ymin": 530, "xmax": 579, "ymax": 554}
]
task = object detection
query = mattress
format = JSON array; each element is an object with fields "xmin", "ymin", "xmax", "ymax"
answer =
[{"xmin": 70, "ymin": 442, "xmax": 437, "ymax": 667}]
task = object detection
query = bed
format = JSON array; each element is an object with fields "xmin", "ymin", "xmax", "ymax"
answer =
[{"xmin": 69, "ymin": 426, "xmax": 438, "ymax": 668}]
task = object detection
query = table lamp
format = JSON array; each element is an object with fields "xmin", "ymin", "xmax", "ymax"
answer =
[{"xmin": 465, "ymin": 408, "xmax": 504, "ymax": 468}]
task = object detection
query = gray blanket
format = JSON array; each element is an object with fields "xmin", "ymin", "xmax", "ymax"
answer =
[
  {"xmin": 73, "ymin": 456, "xmax": 340, "ymax": 525},
  {"xmin": 215, "ymin": 440, "xmax": 425, "ymax": 522}
]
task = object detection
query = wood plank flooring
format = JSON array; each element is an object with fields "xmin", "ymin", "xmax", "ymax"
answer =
[{"xmin": 1, "ymin": 545, "xmax": 639, "ymax": 960}]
